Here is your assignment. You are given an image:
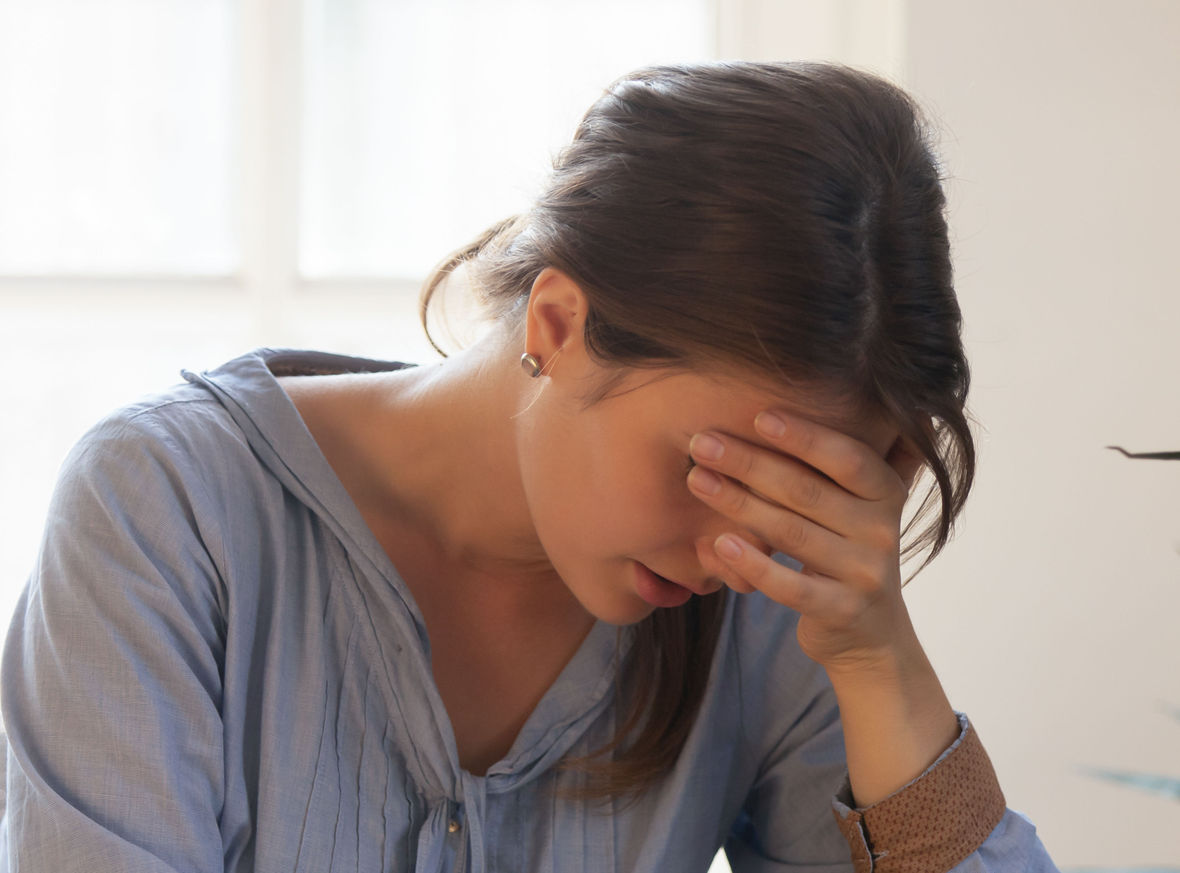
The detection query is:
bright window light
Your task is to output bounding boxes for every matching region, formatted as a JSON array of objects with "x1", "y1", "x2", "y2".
[
  {"x1": 0, "y1": 0, "x2": 236, "y2": 275},
  {"x1": 299, "y1": 0, "x2": 714, "y2": 280}
]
